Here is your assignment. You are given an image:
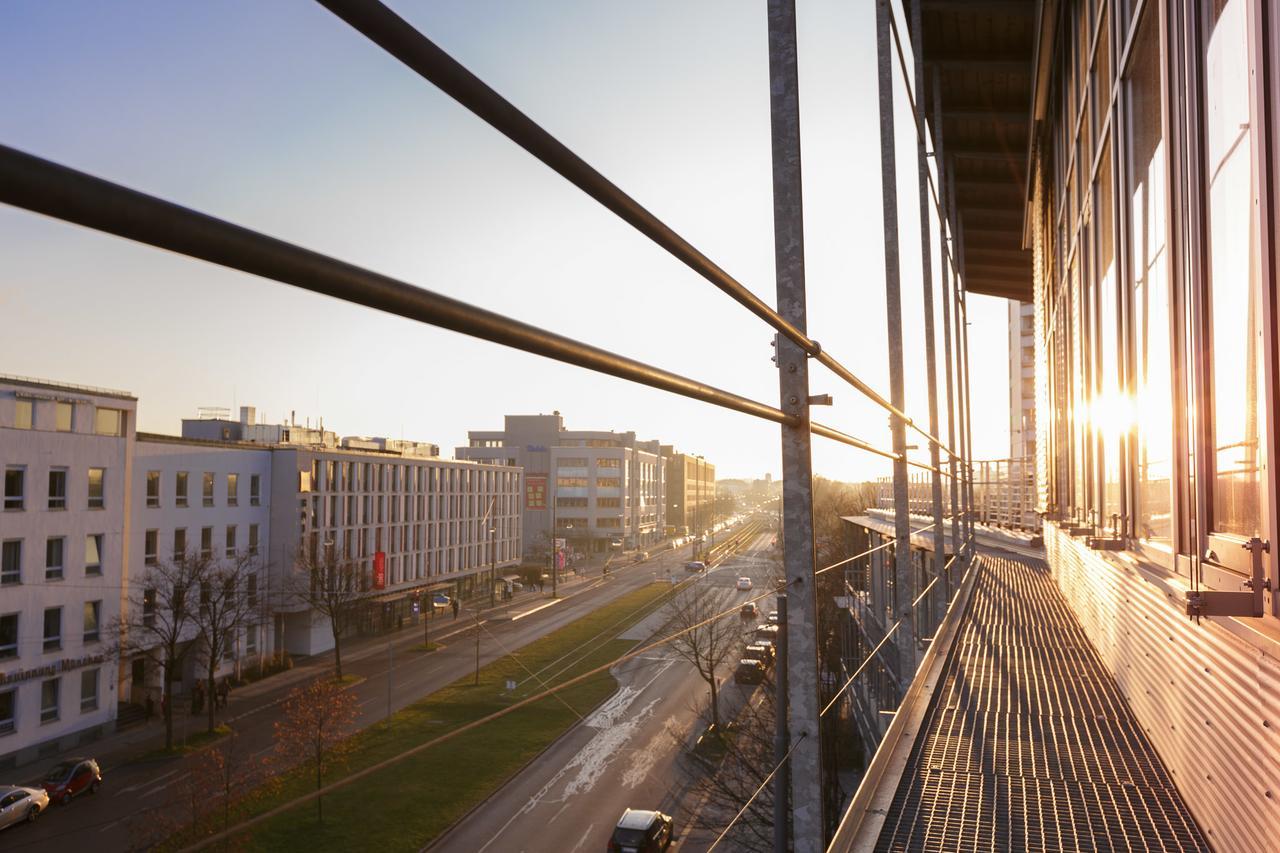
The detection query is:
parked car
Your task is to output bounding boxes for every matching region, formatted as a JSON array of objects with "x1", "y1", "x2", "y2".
[
  {"x1": 432, "y1": 593, "x2": 451, "y2": 608},
  {"x1": 608, "y1": 807, "x2": 674, "y2": 852},
  {"x1": 0, "y1": 785, "x2": 48, "y2": 830},
  {"x1": 743, "y1": 643, "x2": 775, "y2": 667},
  {"x1": 611, "y1": 538, "x2": 624, "y2": 549},
  {"x1": 734, "y1": 659, "x2": 767, "y2": 685},
  {"x1": 755, "y1": 623, "x2": 780, "y2": 642},
  {"x1": 736, "y1": 576, "x2": 753, "y2": 591},
  {"x1": 740, "y1": 602, "x2": 760, "y2": 619},
  {"x1": 684, "y1": 561, "x2": 706, "y2": 573},
  {"x1": 41, "y1": 758, "x2": 101, "y2": 805},
  {"x1": 767, "y1": 611, "x2": 780, "y2": 624}
]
